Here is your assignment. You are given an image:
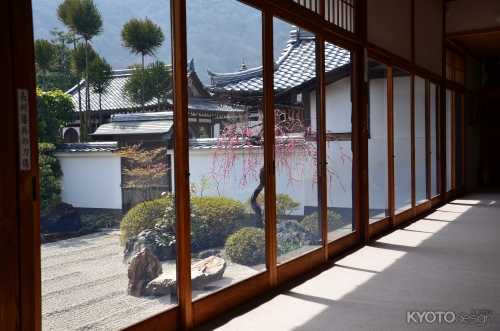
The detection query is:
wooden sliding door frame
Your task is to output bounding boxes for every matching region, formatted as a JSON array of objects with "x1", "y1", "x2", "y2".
[{"x1": 8, "y1": 0, "x2": 456, "y2": 330}]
